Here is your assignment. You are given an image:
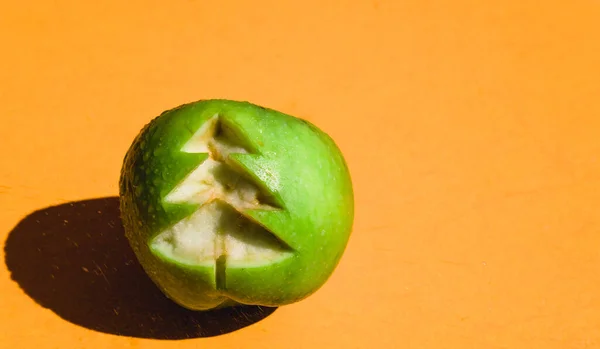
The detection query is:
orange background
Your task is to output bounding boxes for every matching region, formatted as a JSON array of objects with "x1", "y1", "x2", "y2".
[{"x1": 2, "y1": 1, "x2": 600, "y2": 348}]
